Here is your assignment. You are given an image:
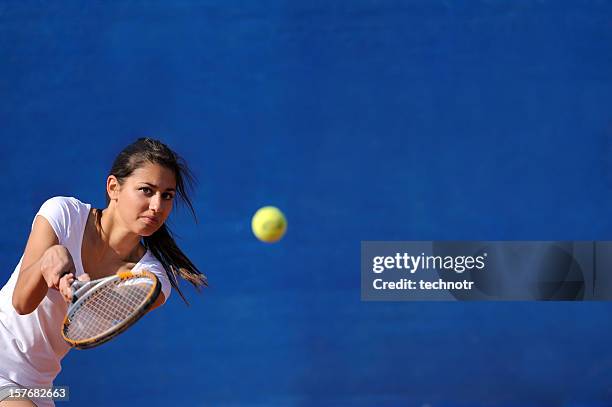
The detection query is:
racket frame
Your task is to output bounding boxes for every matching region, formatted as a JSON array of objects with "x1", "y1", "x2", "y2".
[{"x1": 61, "y1": 270, "x2": 161, "y2": 349}]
